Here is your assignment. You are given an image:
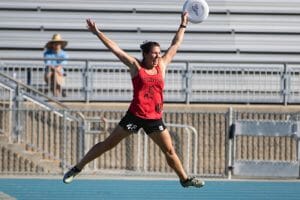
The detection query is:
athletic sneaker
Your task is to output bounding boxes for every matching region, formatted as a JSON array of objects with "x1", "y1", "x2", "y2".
[
  {"x1": 63, "y1": 166, "x2": 81, "y2": 184},
  {"x1": 180, "y1": 176, "x2": 205, "y2": 188}
]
